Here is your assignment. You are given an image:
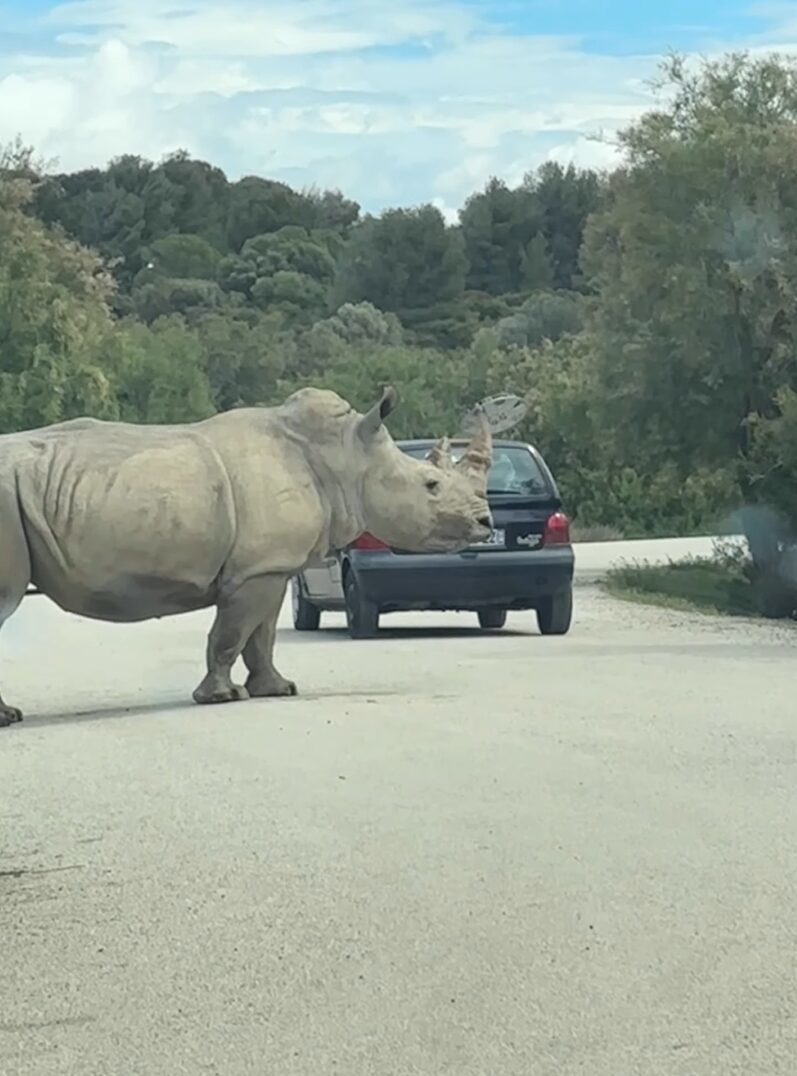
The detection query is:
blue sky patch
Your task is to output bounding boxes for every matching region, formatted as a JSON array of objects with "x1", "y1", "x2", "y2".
[{"x1": 0, "y1": 0, "x2": 793, "y2": 214}]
